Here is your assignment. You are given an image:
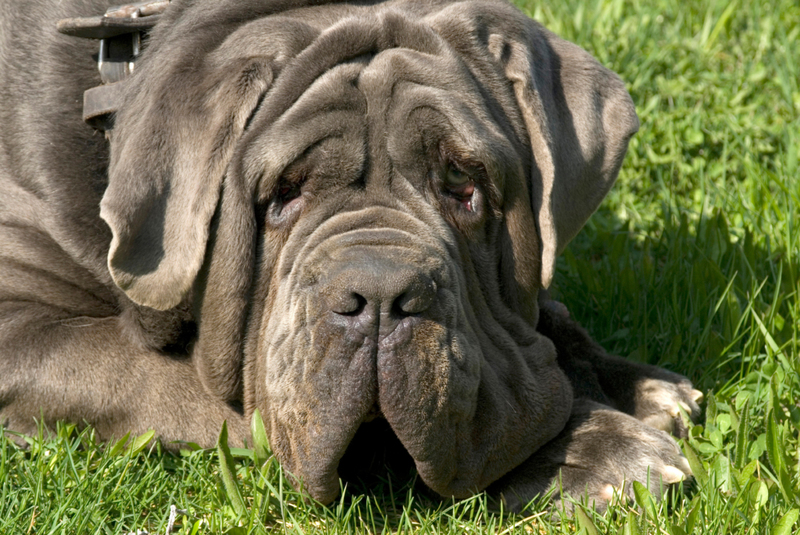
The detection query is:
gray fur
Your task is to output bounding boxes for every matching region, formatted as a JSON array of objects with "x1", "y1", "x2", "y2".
[{"x1": 1, "y1": 0, "x2": 694, "y2": 509}]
